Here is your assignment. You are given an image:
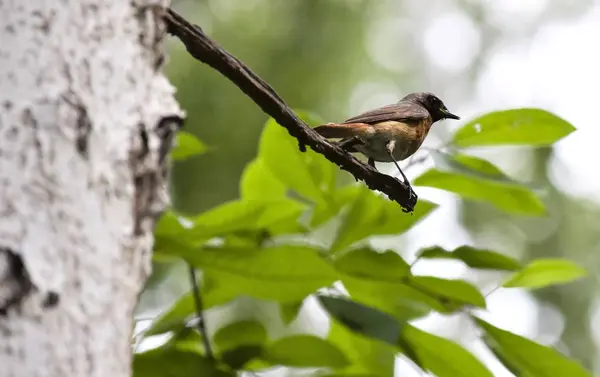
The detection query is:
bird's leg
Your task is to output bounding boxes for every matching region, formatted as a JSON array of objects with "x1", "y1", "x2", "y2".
[
  {"x1": 385, "y1": 140, "x2": 410, "y2": 185},
  {"x1": 368, "y1": 158, "x2": 376, "y2": 168},
  {"x1": 386, "y1": 140, "x2": 417, "y2": 202},
  {"x1": 335, "y1": 136, "x2": 362, "y2": 152}
]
